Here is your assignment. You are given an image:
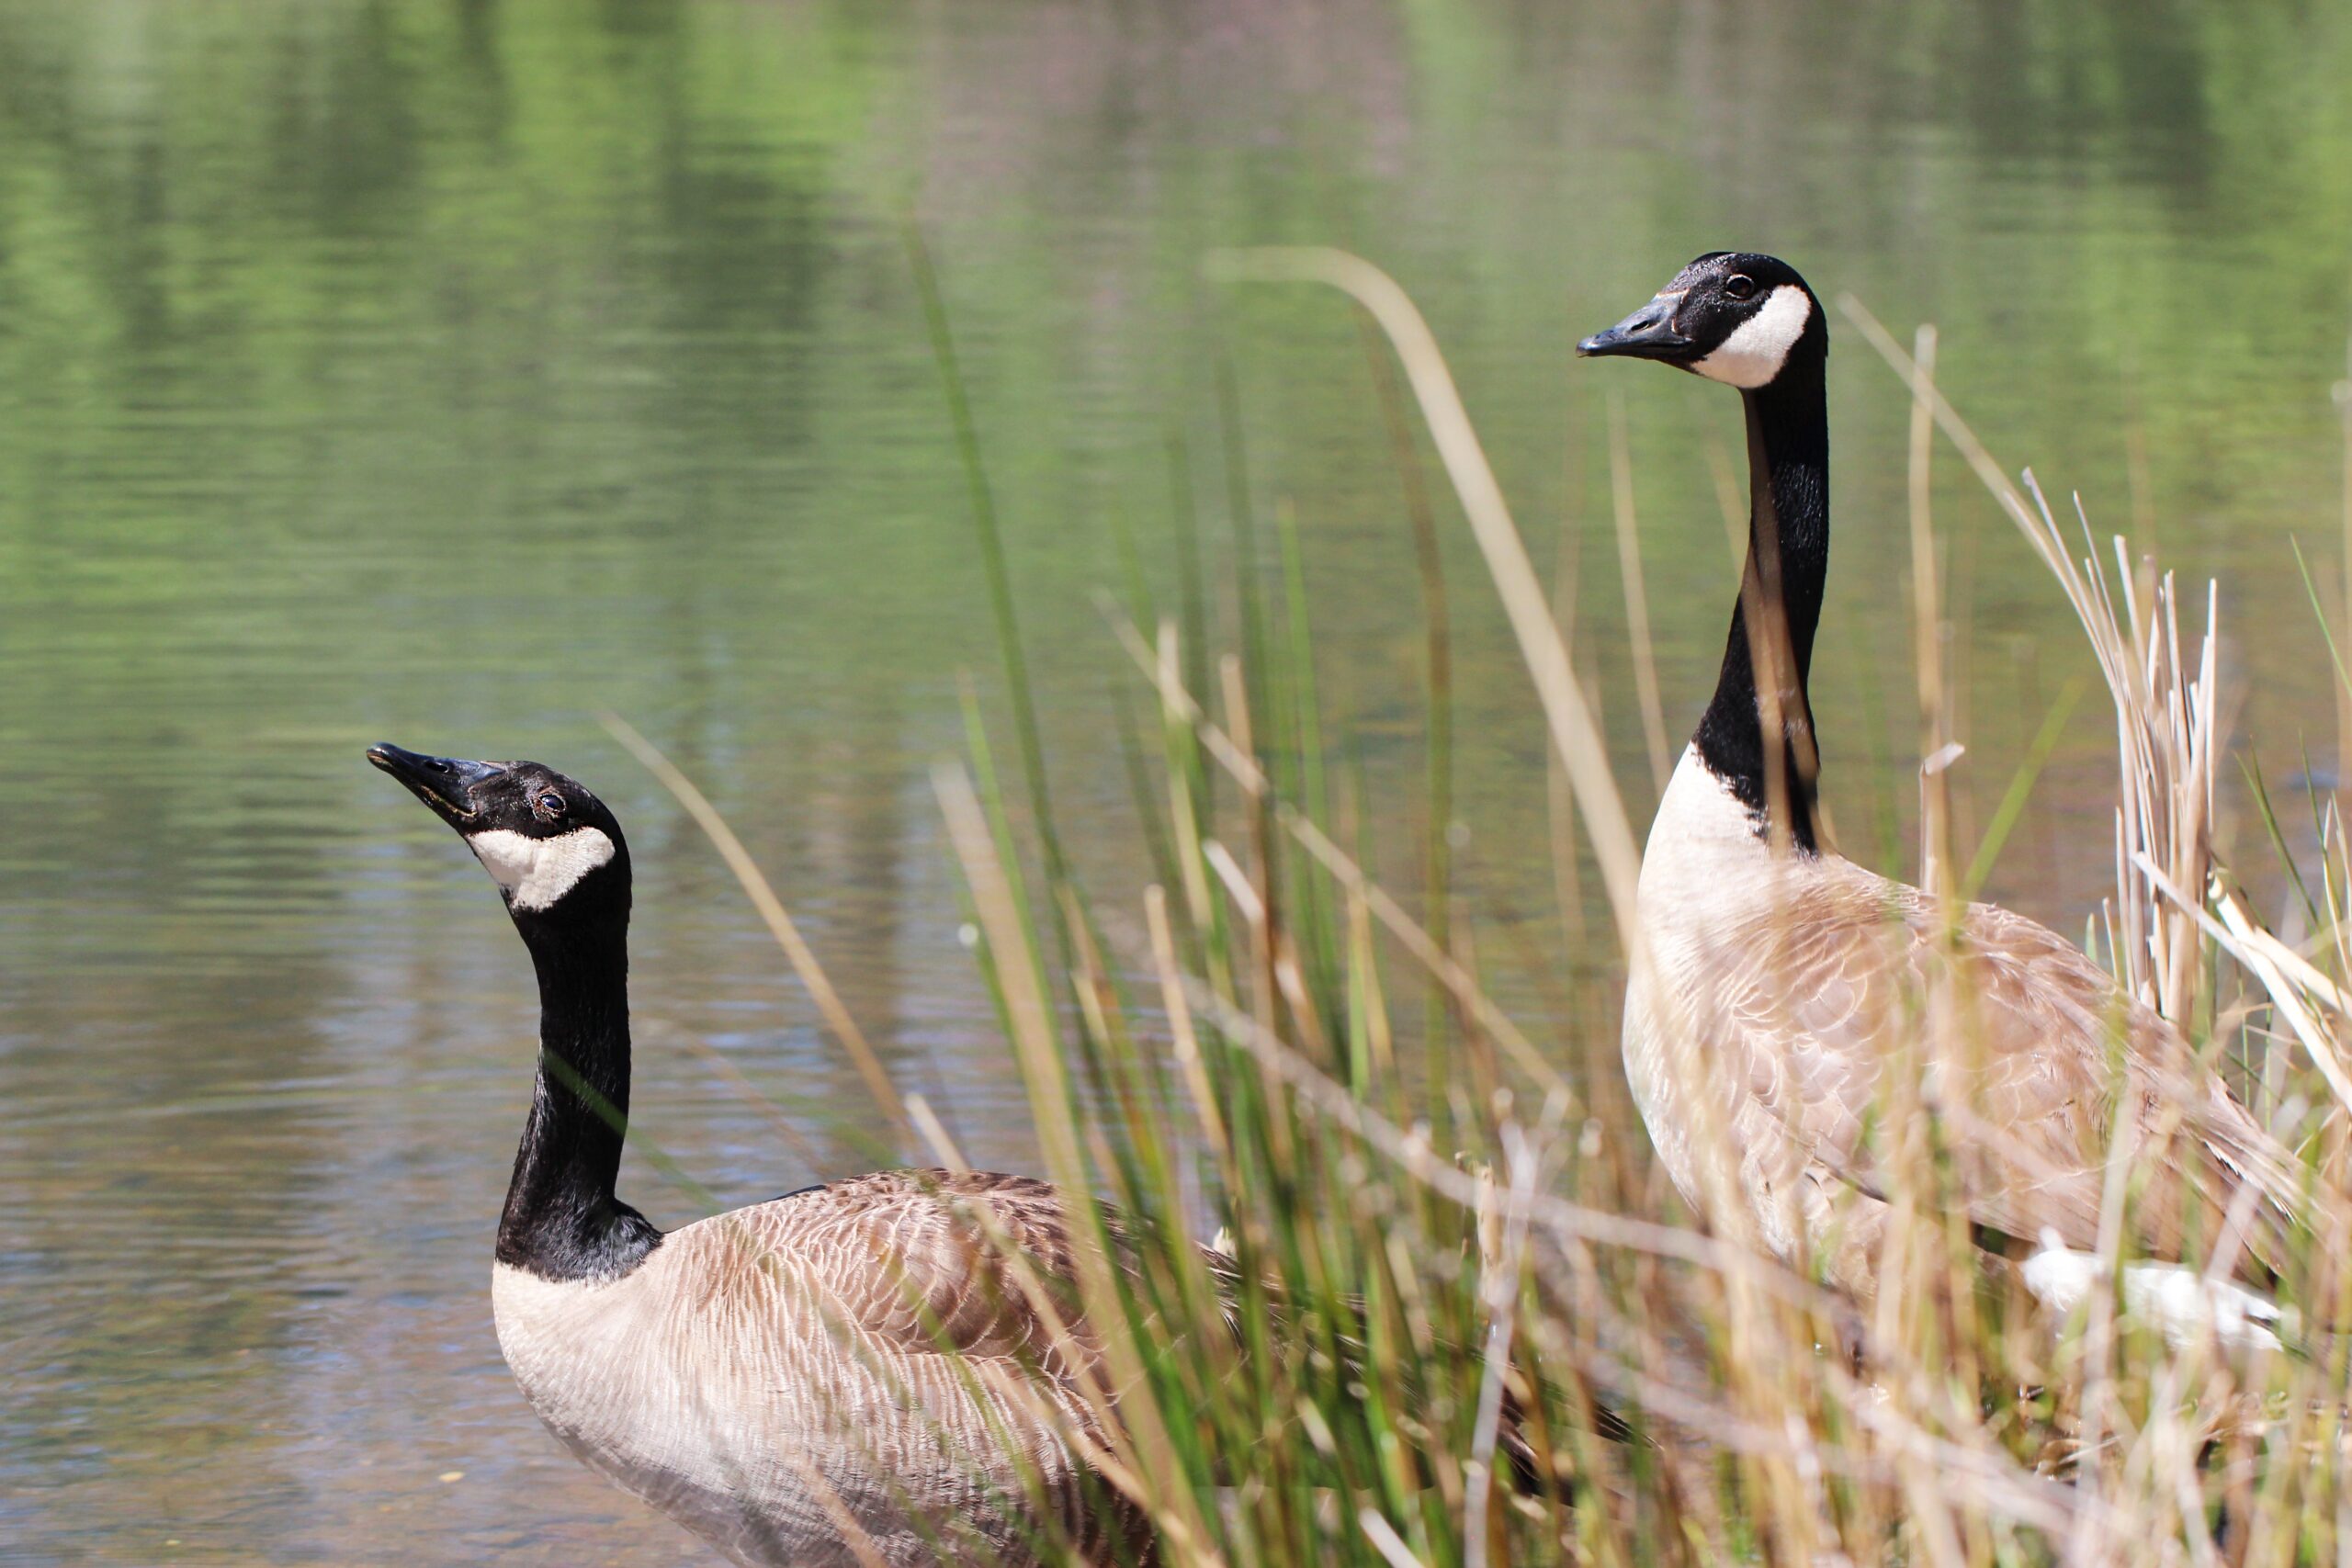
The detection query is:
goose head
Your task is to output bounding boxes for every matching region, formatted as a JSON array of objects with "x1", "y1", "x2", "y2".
[
  {"x1": 368, "y1": 742, "x2": 631, "y2": 924},
  {"x1": 1577, "y1": 252, "x2": 1824, "y2": 389}
]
